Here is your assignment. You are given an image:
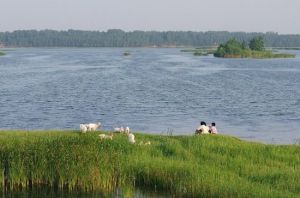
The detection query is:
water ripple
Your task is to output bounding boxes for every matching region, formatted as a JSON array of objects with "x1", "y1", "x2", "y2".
[{"x1": 0, "y1": 48, "x2": 300, "y2": 144}]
